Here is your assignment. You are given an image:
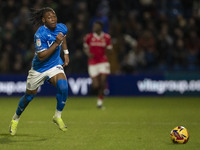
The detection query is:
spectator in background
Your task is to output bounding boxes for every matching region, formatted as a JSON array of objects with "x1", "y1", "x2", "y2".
[
  {"x1": 0, "y1": 51, "x2": 11, "y2": 72},
  {"x1": 1, "y1": 0, "x2": 200, "y2": 74},
  {"x1": 185, "y1": 30, "x2": 200, "y2": 71},
  {"x1": 157, "y1": 23, "x2": 173, "y2": 71},
  {"x1": 56, "y1": 0, "x2": 74, "y2": 23},
  {"x1": 13, "y1": 53, "x2": 24, "y2": 73},
  {"x1": 121, "y1": 34, "x2": 145, "y2": 73},
  {"x1": 2, "y1": 0, "x2": 19, "y2": 21},
  {"x1": 137, "y1": 30, "x2": 157, "y2": 71},
  {"x1": 170, "y1": 39, "x2": 186, "y2": 71},
  {"x1": 69, "y1": 49, "x2": 87, "y2": 74}
]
